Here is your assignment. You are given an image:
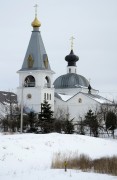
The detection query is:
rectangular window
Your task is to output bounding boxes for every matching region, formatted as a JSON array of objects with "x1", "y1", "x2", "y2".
[
  {"x1": 44, "y1": 93, "x2": 46, "y2": 100},
  {"x1": 69, "y1": 68, "x2": 71, "y2": 73}
]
